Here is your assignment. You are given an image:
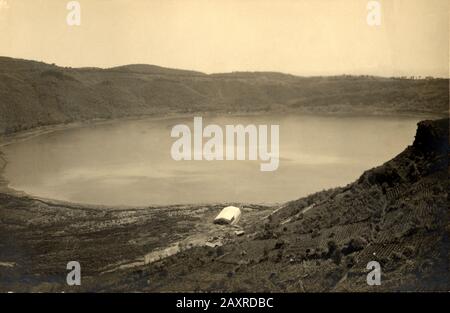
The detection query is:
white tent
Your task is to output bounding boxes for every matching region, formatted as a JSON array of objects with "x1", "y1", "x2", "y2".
[{"x1": 214, "y1": 206, "x2": 242, "y2": 225}]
